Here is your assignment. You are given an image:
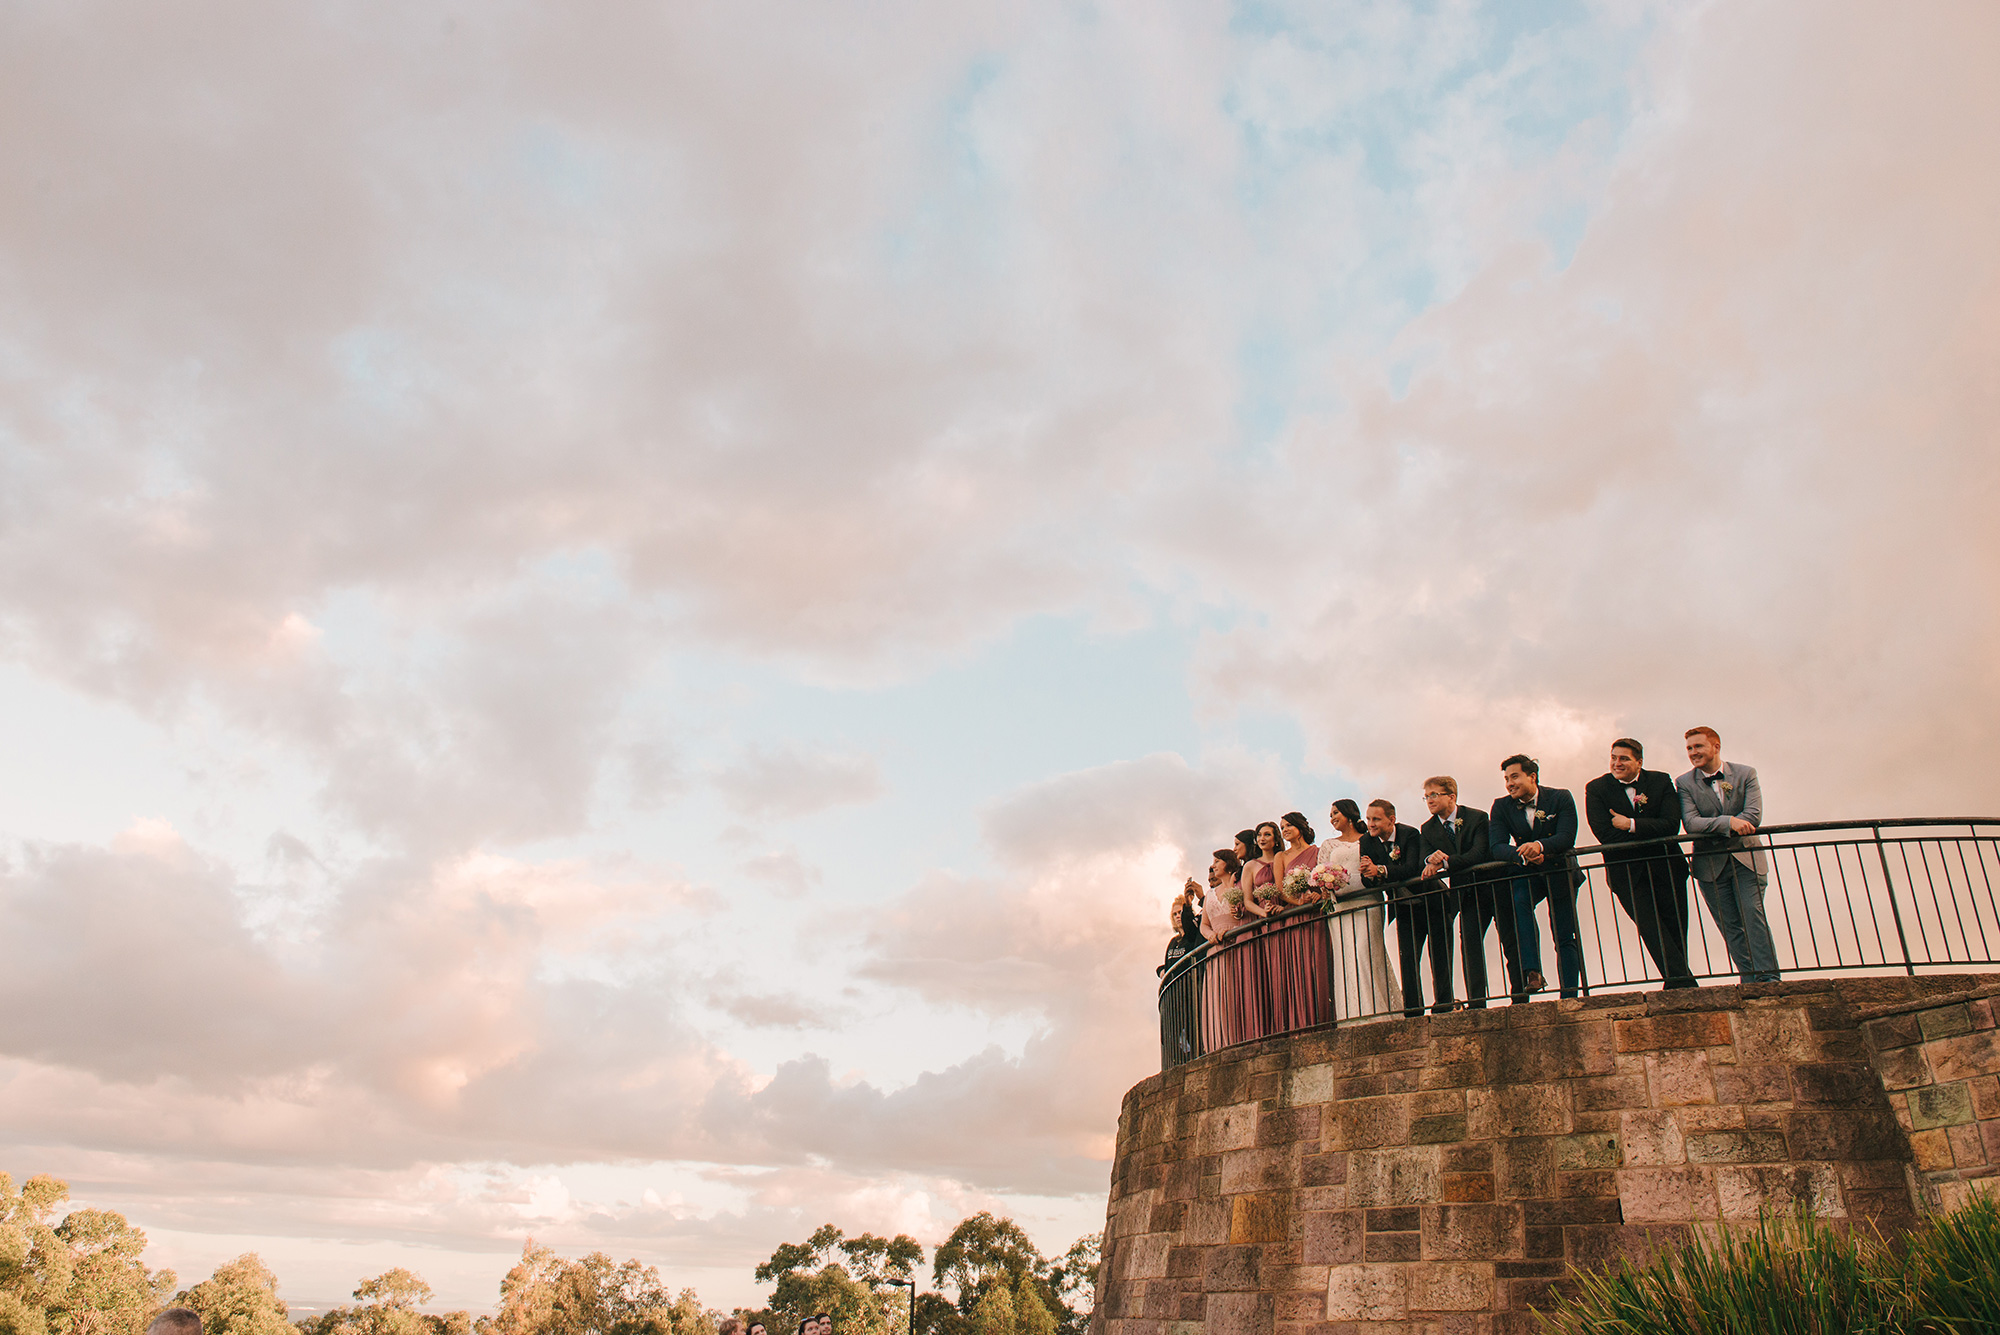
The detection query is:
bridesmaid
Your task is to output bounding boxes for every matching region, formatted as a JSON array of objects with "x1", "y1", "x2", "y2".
[
  {"x1": 1241, "y1": 821, "x2": 1285, "y2": 921},
  {"x1": 1269, "y1": 811, "x2": 1331, "y2": 1032},
  {"x1": 1198, "y1": 849, "x2": 1254, "y2": 1050},
  {"x1": 1233, "y1": 829, "x2": 1259, "y2": 867}
]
